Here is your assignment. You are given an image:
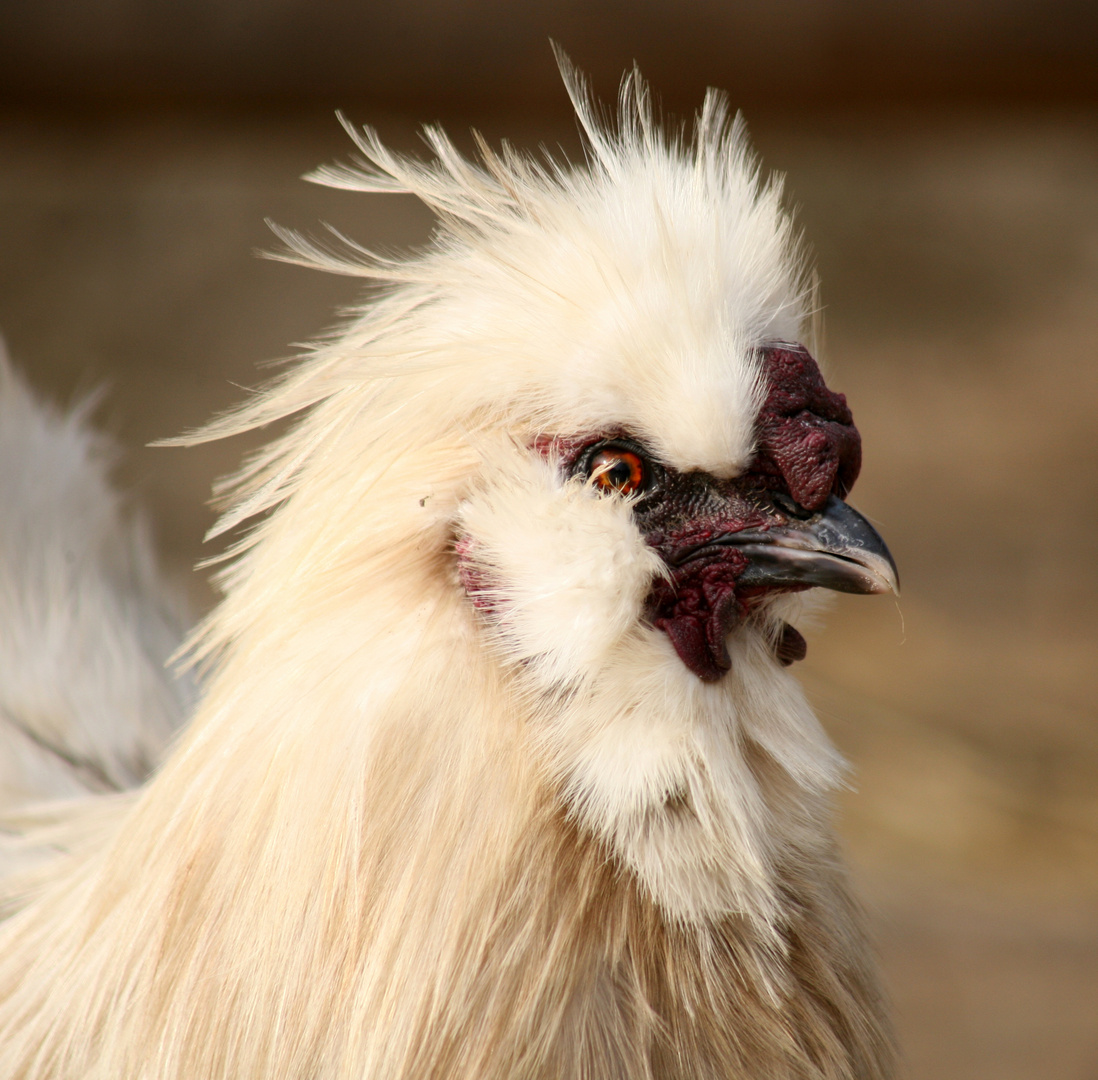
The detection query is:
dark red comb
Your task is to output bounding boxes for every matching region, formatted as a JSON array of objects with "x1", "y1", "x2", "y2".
[{"x1": 751, "y1": 343, "x2": 862, "y2": 512}]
